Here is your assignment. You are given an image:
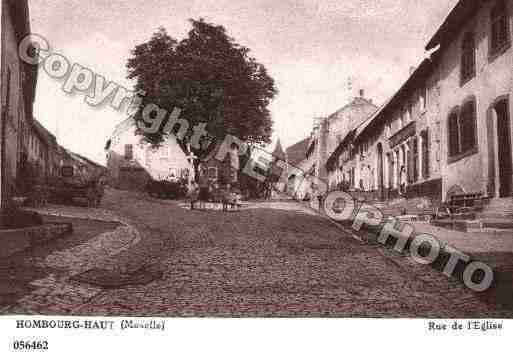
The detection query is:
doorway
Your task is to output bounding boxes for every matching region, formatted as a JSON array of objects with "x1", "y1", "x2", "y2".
[
  {"x1": 495, "y1": 99, "x2": 512, "y2": 197},
  {"x1": 377, "y1": 143, "x2": 384, "y2": 200}
]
